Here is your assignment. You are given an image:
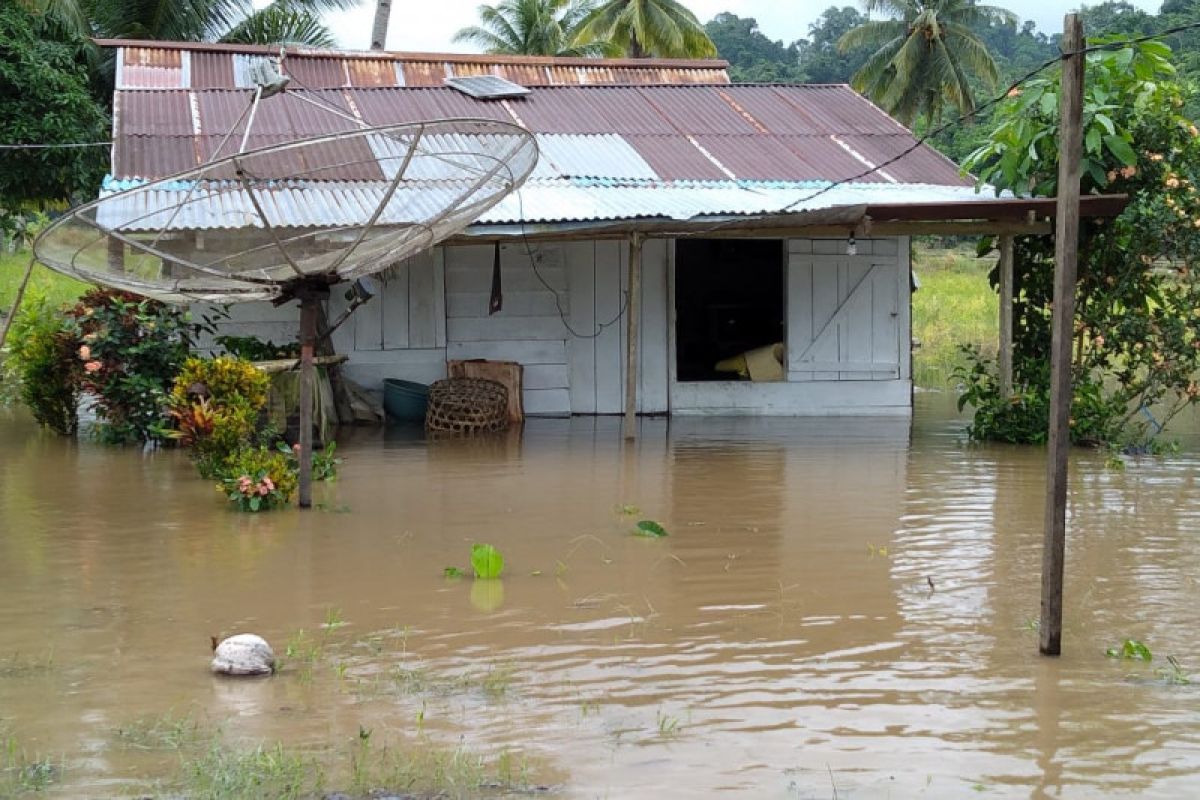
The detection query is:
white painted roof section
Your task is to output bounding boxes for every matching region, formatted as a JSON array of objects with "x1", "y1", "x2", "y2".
[
  {"x1": 533, "y1": 135, "x2": 659, "y2": 181},
  {"x1": 96, "y1": 179, "x2": 997, "y2": 231}
]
